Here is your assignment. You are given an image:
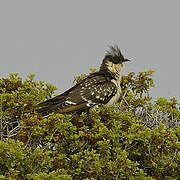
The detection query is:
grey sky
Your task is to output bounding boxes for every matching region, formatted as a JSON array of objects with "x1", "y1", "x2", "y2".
[{"x1": 0, "y1": 1, "x2": 180, "y2": 100}]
